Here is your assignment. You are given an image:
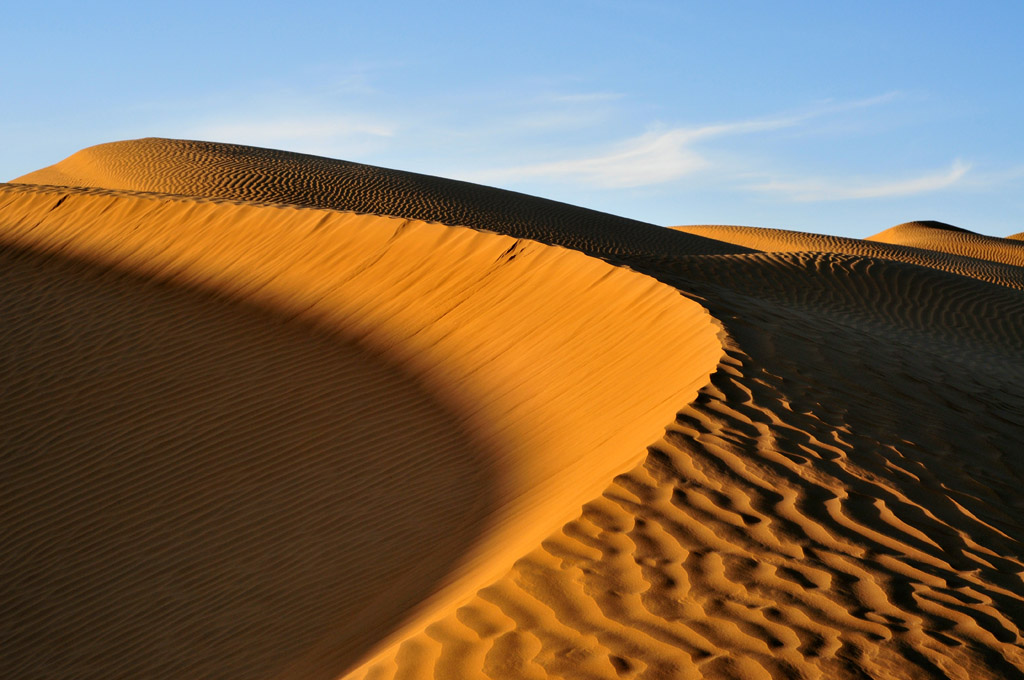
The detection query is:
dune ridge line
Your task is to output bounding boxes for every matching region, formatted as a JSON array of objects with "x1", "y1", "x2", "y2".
[{"x1": 0, "y1": 180, "x2": 723, "y2": 679}]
